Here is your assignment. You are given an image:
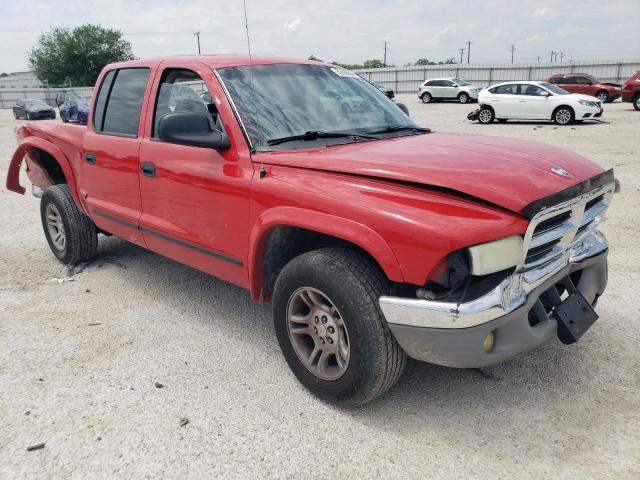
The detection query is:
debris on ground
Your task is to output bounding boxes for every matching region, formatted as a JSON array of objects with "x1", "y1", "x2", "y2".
[
  {"x1": 26, "y1": 443, "x2": 45, "y2": 452},
  {"x1": 67, "y1": 261, "x2": 91, "y2": 276},
  {"x1": 179, "y1": 418, "x2": 189, "y2": 427},
  {"x1": 87, "y1": 323, "x2": 102, "y2": 327},
  {"x1": 468, "y1": 368, "x2": 497, "y2": 380},
  {"x1": 49, "y1": 277, "x2": 74, "y2": 284},
  {"x1": 154, "y1": 382, "x2": 164, "y2": 389}
]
